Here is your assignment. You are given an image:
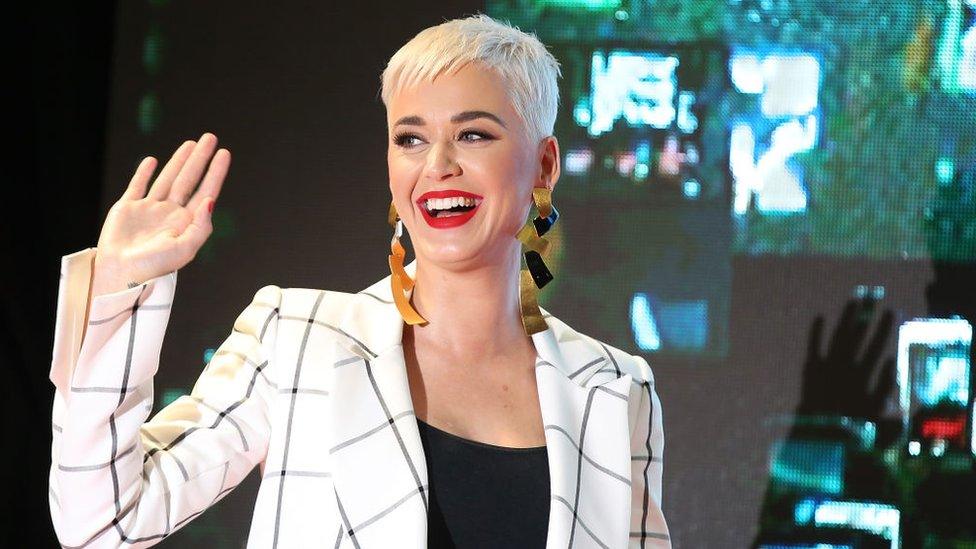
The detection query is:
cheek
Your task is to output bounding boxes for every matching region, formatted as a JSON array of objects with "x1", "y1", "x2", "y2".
[
  {"x1": 388, "y1": 157, "x2": 419, "y2": 202},
  {"x1": 481, "y1": 154, "x2": 534, "y2": 219},
  {"x1": 483, "y1": 182, "x2": 532, "y2": 239}
]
